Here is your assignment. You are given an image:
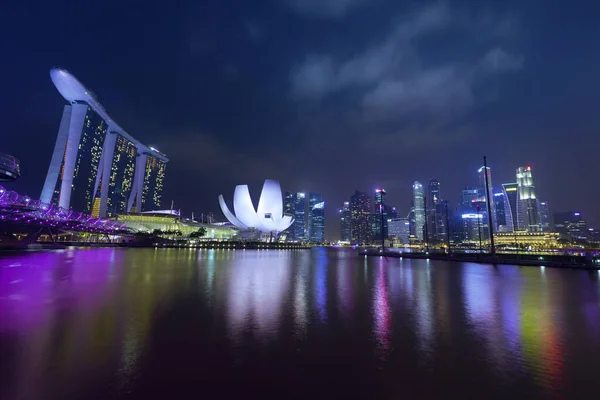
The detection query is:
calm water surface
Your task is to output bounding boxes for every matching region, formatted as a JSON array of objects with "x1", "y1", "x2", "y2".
[{"x1": 1, "y1": 248, "x2": 600, "y2": 399}]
